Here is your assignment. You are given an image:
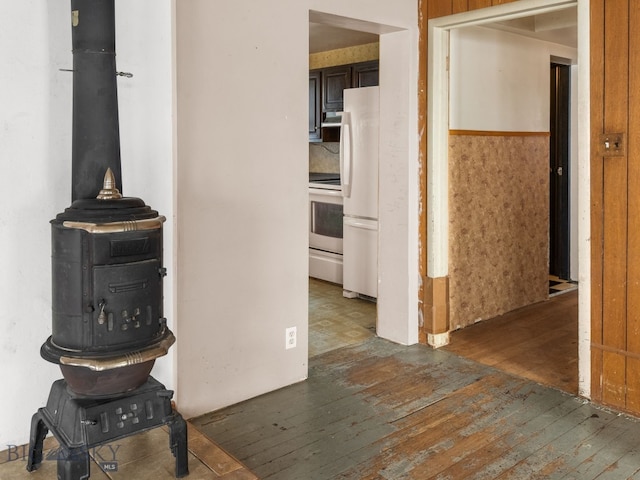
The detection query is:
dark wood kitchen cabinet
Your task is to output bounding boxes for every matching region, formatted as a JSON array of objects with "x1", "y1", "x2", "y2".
[
  {"x1": 309, "y1": 70, "x2": 321, "y2": 141},
  {"x1": 321, "y1": 61, "x2": 379, "y2": 112},
  {"x1": 309, "y1": 60, "x2": 379, "y2": 141},
  {"x1": 322, "y1": 65, "x2": 352, "y2": 112},
  {"x1": 353, "y1": 61, "x2": 379, "y2": 88}
]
